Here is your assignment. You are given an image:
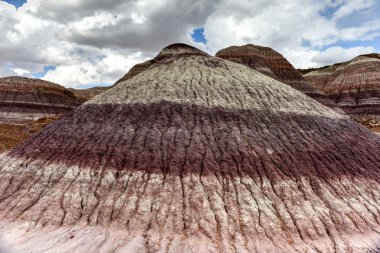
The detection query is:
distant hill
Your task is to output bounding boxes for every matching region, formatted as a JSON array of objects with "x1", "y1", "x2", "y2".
[
  {"x1": 302, "y1": 53, "x2": 380, "y2": 122},
  {"x1": 216, "y1": 44, "x2": 342, "y2": 113},
  {"x1": 0, "y1": 76, "x2": 80, "y2": 123}
]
